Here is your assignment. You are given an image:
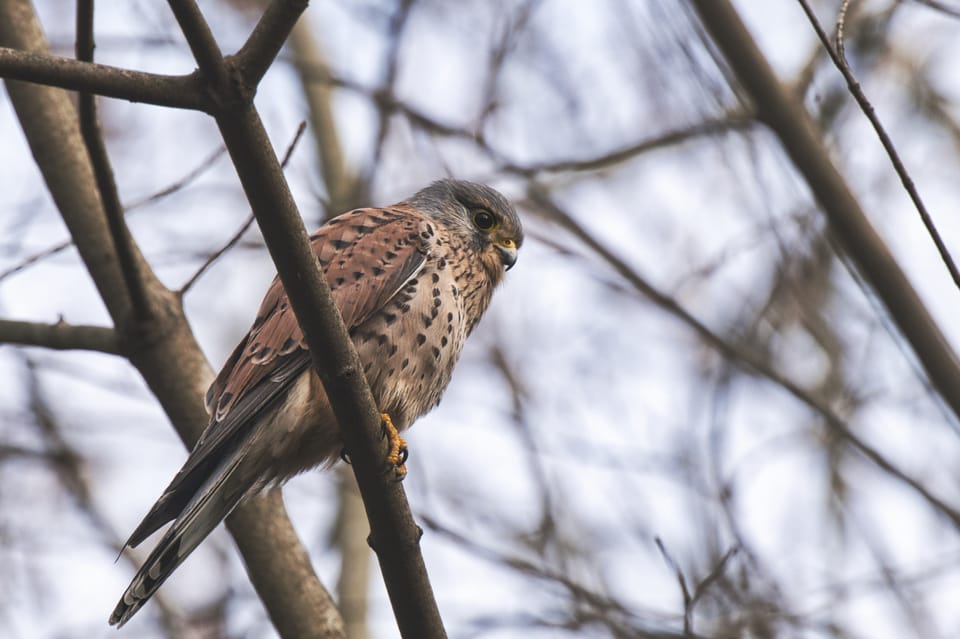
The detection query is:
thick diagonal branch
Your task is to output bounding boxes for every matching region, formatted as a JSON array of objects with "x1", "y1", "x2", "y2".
[
  {"x1": 691, "y1": 0, "x2": 960, "y2": 423},
  {"x1": 0, "y1": 1, "x2": 340, "y2": 636},
  {"x1": 167, "y1": 1, "x2": 447, "y2": 637}
]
